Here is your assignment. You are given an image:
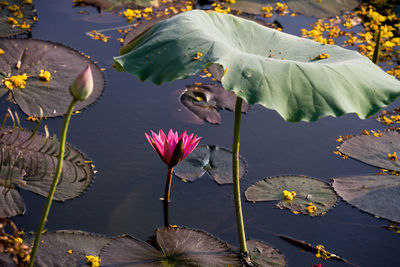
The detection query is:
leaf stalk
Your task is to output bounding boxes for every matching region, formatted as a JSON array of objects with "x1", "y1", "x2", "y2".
[{"x1": 233, "y1": 96, "x2": 247, "y2": 254}]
